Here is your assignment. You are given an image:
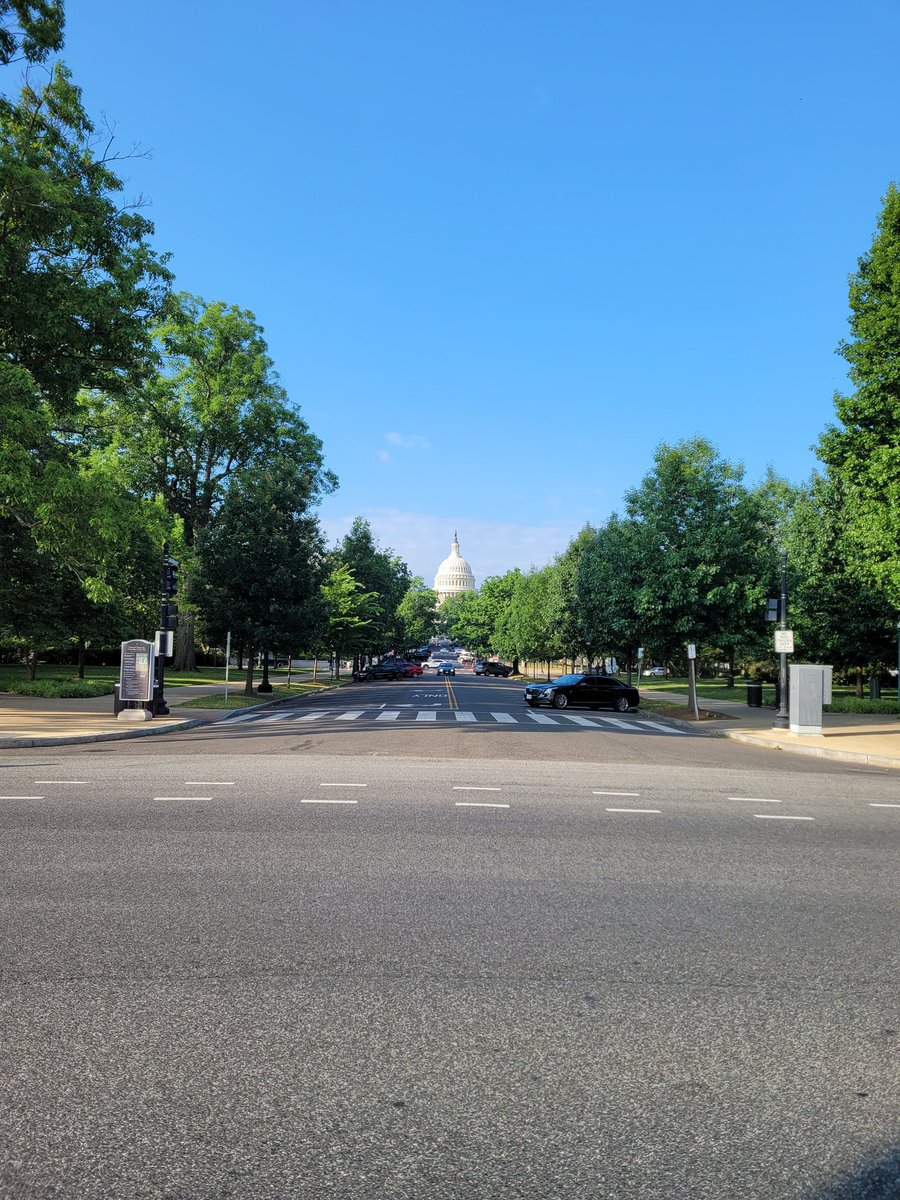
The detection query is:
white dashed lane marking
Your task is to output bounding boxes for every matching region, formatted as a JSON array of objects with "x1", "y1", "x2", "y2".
[
  {"x1": 454, "y1": 711, "x2": 477, "y2": 722},
  {"x1": 455, "y1": 802, "x2": 510, "y2": 809},
  {"x1": 491, "y1": 712, "x2": 517, "y2": 723},
  {"x1": 415, "y1": 711, "x2": 437, "y2": 721},
  {"x1": 453, "y1": 786, "x2": 502, "y2": 792},
  {"x1": 0, "y1": 795, "x2": 44, "y2": 800},
  {"x1": 301, "y1": 799, "x2": 358, "y2": 805},
  {"x1": 376, "y1": 710, "x2": 400, "y2": 721},
  {"x1": 754, "y1": 814, "x2": 815, "y2": 821},
  {"x1": 605, "y1": 808, "x2": 661, "y2": 814},
  {"x1": 728, "y1": 796, "x2": 781, "y2": 803},
  {"x1": 320, "y1": 782, "x2": 367, "y2": 788},
  {"x1": 594, "y1": 790, "x2": 640, "y2": 797},
  {"x1": 335, "y1": 711, "x2": 364, "y2": 721},
  {"x1": 527, "y1": 712, "x2": 558, "y2": 725},
  {"x1": 869, "y1": 803, "x2": 900, "y2": 808},
  {"x1": 184, "y1": 781, "x2": 235, "y2": 786},
  {"x1": 33, "y1": 780, "x2": 87, "y2": 785}
]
